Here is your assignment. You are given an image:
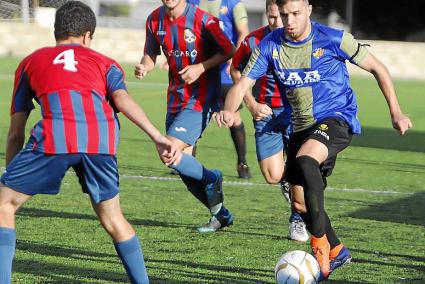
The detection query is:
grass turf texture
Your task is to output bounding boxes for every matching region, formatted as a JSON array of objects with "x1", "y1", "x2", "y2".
[{"x1": 0, "y1": 56, "x2": 424, "y2": 283}]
